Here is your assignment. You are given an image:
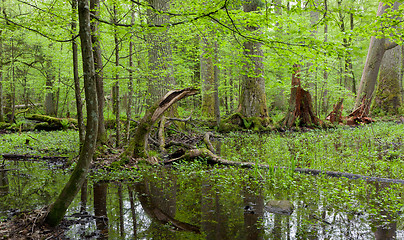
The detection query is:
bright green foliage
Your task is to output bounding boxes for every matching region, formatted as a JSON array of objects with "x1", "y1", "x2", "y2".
[
  {"x1": 0, "y1": 0, "x2": 401, "y2": 123},
  {"x1": 220, "y1": 122, "x2": 404, "y2": 179}
]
